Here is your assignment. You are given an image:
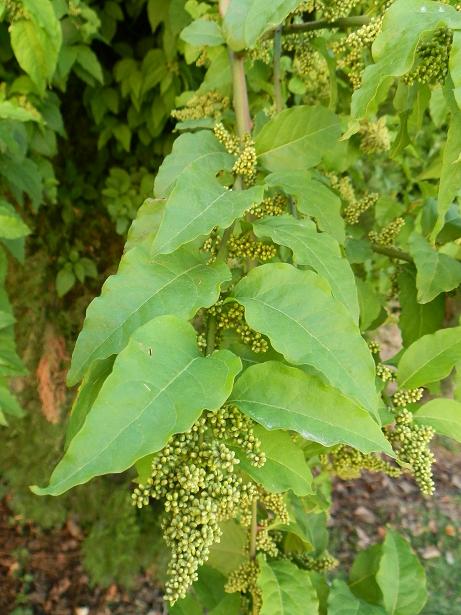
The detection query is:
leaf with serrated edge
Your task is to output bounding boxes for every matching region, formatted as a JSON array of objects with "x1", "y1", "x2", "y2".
[
  {"x1": 232, "y1": 264, "x2": 378, "y2": 417},
  {"x1": 257, "y1": 556, "x2": 319, "y2": 615},
  {"x1": 152, "y1": 171, "x2": 264, "y2": 256},
  {"x1": 414, "y1": 398, "x2": 461, "y2": 442},
  {"x1": 397, "y1": 326, "x2": 461, "y2": 388},
  {"x1": 32, "y1": 316, "x2": 241, "y2": 496},
  {"x1": 231, "y1": 362, "x2": 393, "y2": 455},
  {"x1": 253, "y1": 216, "x2": 358, "y2": 320},
  {"x1": 67, "y1": 245, "x2": 230, "y2": 386}
]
